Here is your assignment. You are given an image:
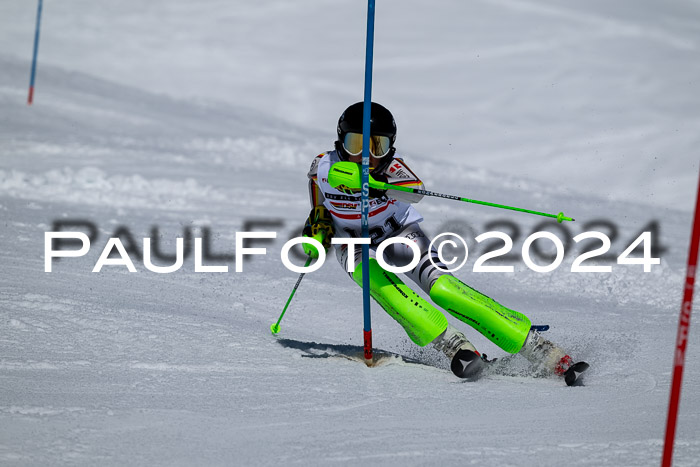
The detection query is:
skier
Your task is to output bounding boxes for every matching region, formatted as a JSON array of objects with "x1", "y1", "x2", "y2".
[{"x1": 302, "y1": 102, "x2": 588, "y2": 385}]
